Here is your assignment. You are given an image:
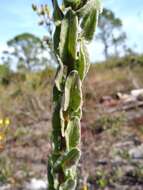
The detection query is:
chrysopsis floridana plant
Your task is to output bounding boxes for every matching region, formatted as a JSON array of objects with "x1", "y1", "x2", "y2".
[{"x1": 33, "y1": 0, "x2": 102, "y2": 189}]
